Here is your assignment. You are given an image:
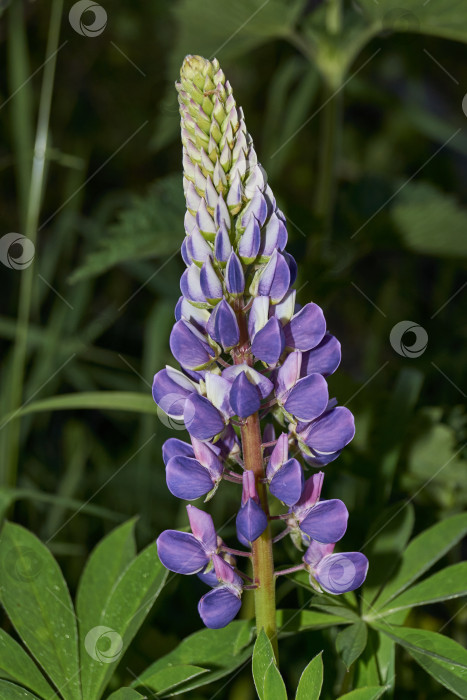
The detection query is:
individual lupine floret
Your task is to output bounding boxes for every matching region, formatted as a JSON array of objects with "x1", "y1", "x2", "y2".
[
  {"x1": 198, "y1": 554, "x2": 243, "y2": 628},
  {"x1": 266, "y1": 433, "x2": 304, "y2": 506},
  {"x1": 170, "y1": 319, "x2": 217, "y2": 370},
  {"x1": 157, "y1": 505, "x2": 219, "y2": 574},
  {"x1": 229, "y1": 371, "x2": 261, "y2": 418},
  {"x1": 303, "y1": 540, "x2": 369, "y2": 595},
  {"x1": 275, "y1": 351, "x2": 329, "y2": 422},
  {"x1": 152, "y1": 365, "x2": 200, "y2": 420},
  {"x1": 286, "y1": 473, "x2": 349, "y2": 545},
  {"x1": 206, "y1": 298, "x2": 239, "y2": 349},
  {"x1": 236, "y1": 471, "x2": 267, "y2": 545},
  {"x1": 295, "y1": 405, "x2": 355, "y2": 466},
  {"x1": 164, "y1": 435, "x2": 223, "y2": 500}
]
